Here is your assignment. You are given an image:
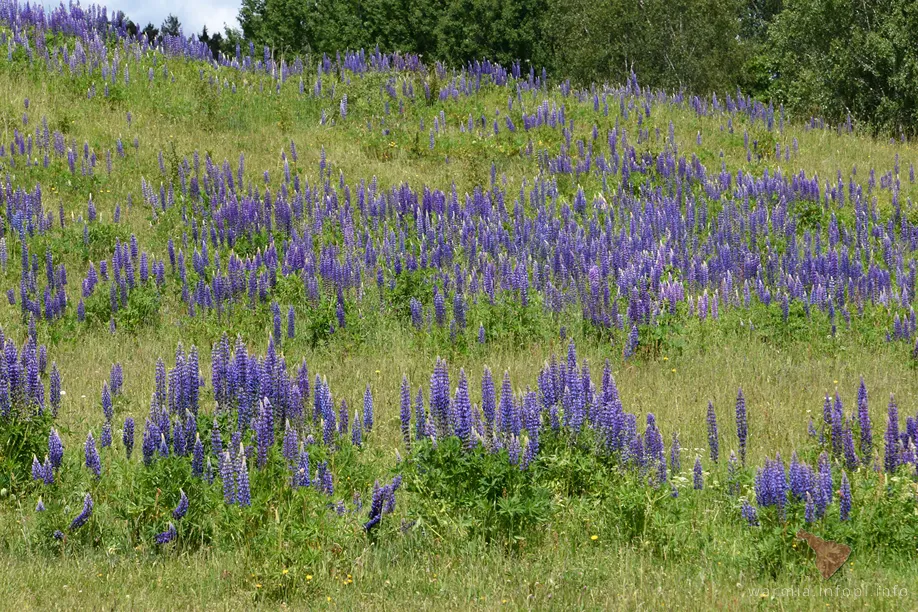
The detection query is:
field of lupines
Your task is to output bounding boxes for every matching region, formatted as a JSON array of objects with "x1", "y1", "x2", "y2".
[{"x1": 0, "y1": 2, "x2": 918, "y2": 609}]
